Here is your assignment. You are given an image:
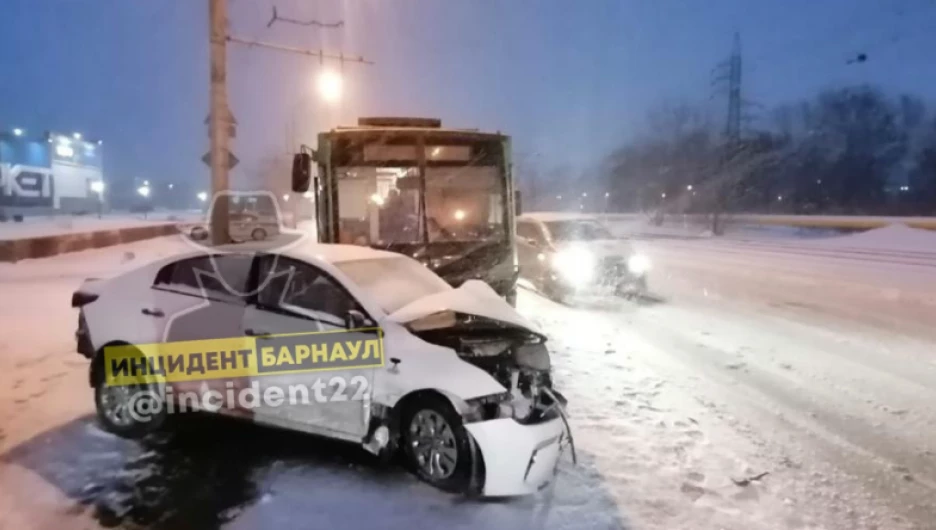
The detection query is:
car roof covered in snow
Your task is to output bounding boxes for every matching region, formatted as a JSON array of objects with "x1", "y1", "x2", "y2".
[
  {"x1": 518, "y1": 211, "x2": 603, "y2": 223},
  {"x1": 283, "y1": 242, "x2": 403, "y2": 264}
]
